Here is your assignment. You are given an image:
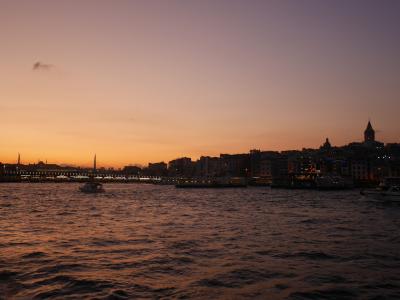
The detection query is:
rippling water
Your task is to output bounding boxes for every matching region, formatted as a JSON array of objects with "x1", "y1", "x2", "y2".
[{"x1": 0, "y1": 183, "x2": 399, "y2": 299}]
